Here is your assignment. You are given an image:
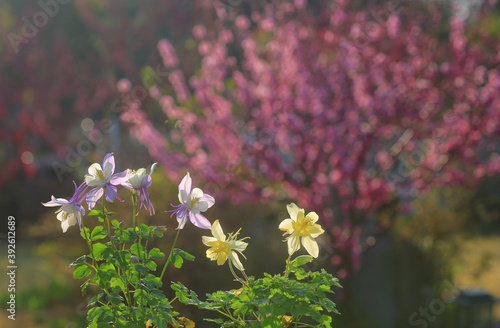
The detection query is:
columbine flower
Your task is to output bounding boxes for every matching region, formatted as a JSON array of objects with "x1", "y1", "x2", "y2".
[
  {"x1": 42, "y1": 182, "x2": 88, "y2": 233},
  {"x1": 84, "y1": 153, "x2": 131, "y2": 210},
  {"x1": 202, "y1": 220, "x2": 248, "y2": 271},
  {"x1": 169, "y1": 172, "x2": 214, "y2": 229},
  {"x1": 122, "y1": 163, "x2": 157, "y2": 215},
  {"x1": 279, "y1": 203, "x2": 325, "y2": 258}
]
